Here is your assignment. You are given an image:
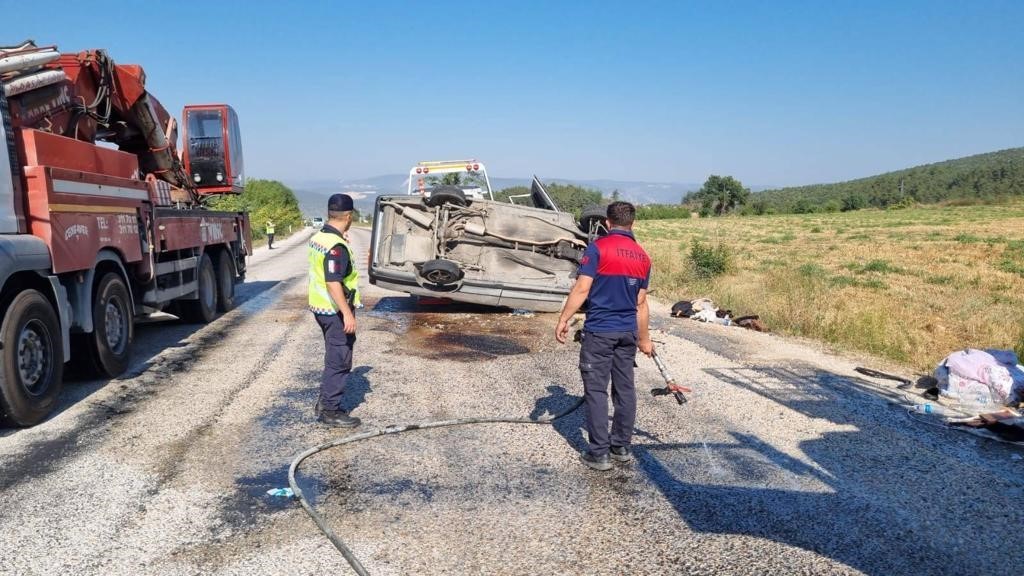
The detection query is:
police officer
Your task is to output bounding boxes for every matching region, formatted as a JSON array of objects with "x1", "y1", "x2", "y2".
[
  {"x1": 555, "y1": 201, "x2": 653, "y2": 471},
  {"x1": 266, "y1": 220, "x2": 275, "y2": 249},
  {"x1": 308, "y1": 194, "x2": 361, "y2": 427}
]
